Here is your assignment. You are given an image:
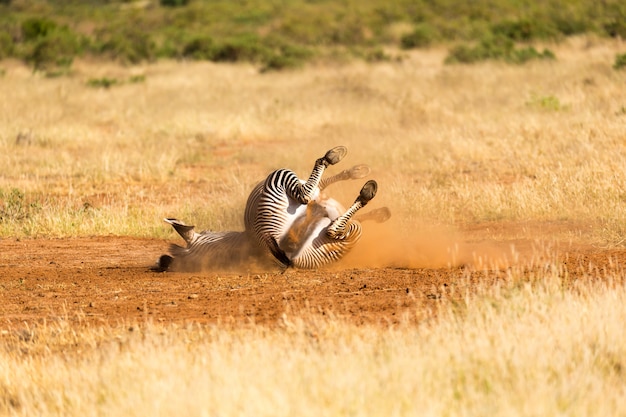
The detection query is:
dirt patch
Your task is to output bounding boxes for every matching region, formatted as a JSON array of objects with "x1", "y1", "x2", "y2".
[{"x1": 0, "y1": 236, "x2": 623, "y2": 329}]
